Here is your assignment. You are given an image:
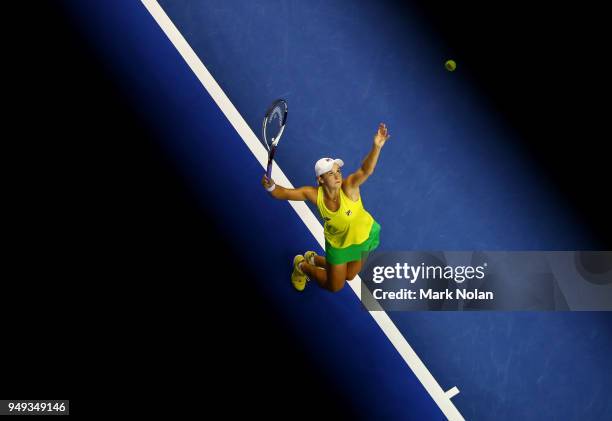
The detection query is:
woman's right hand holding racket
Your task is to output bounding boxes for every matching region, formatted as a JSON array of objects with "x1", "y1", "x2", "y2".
[{"x1": 262, "y1": 174, "x2": 276, "y2": 192}]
